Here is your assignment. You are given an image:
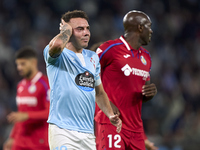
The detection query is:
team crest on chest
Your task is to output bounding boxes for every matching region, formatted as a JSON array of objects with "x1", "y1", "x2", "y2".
[
  {"x1": 28, "y1": 85, "x2": 37, "y2": 93},
  {"x1": 140, "y1": 56, "x2": 147, "y2": 65}
]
